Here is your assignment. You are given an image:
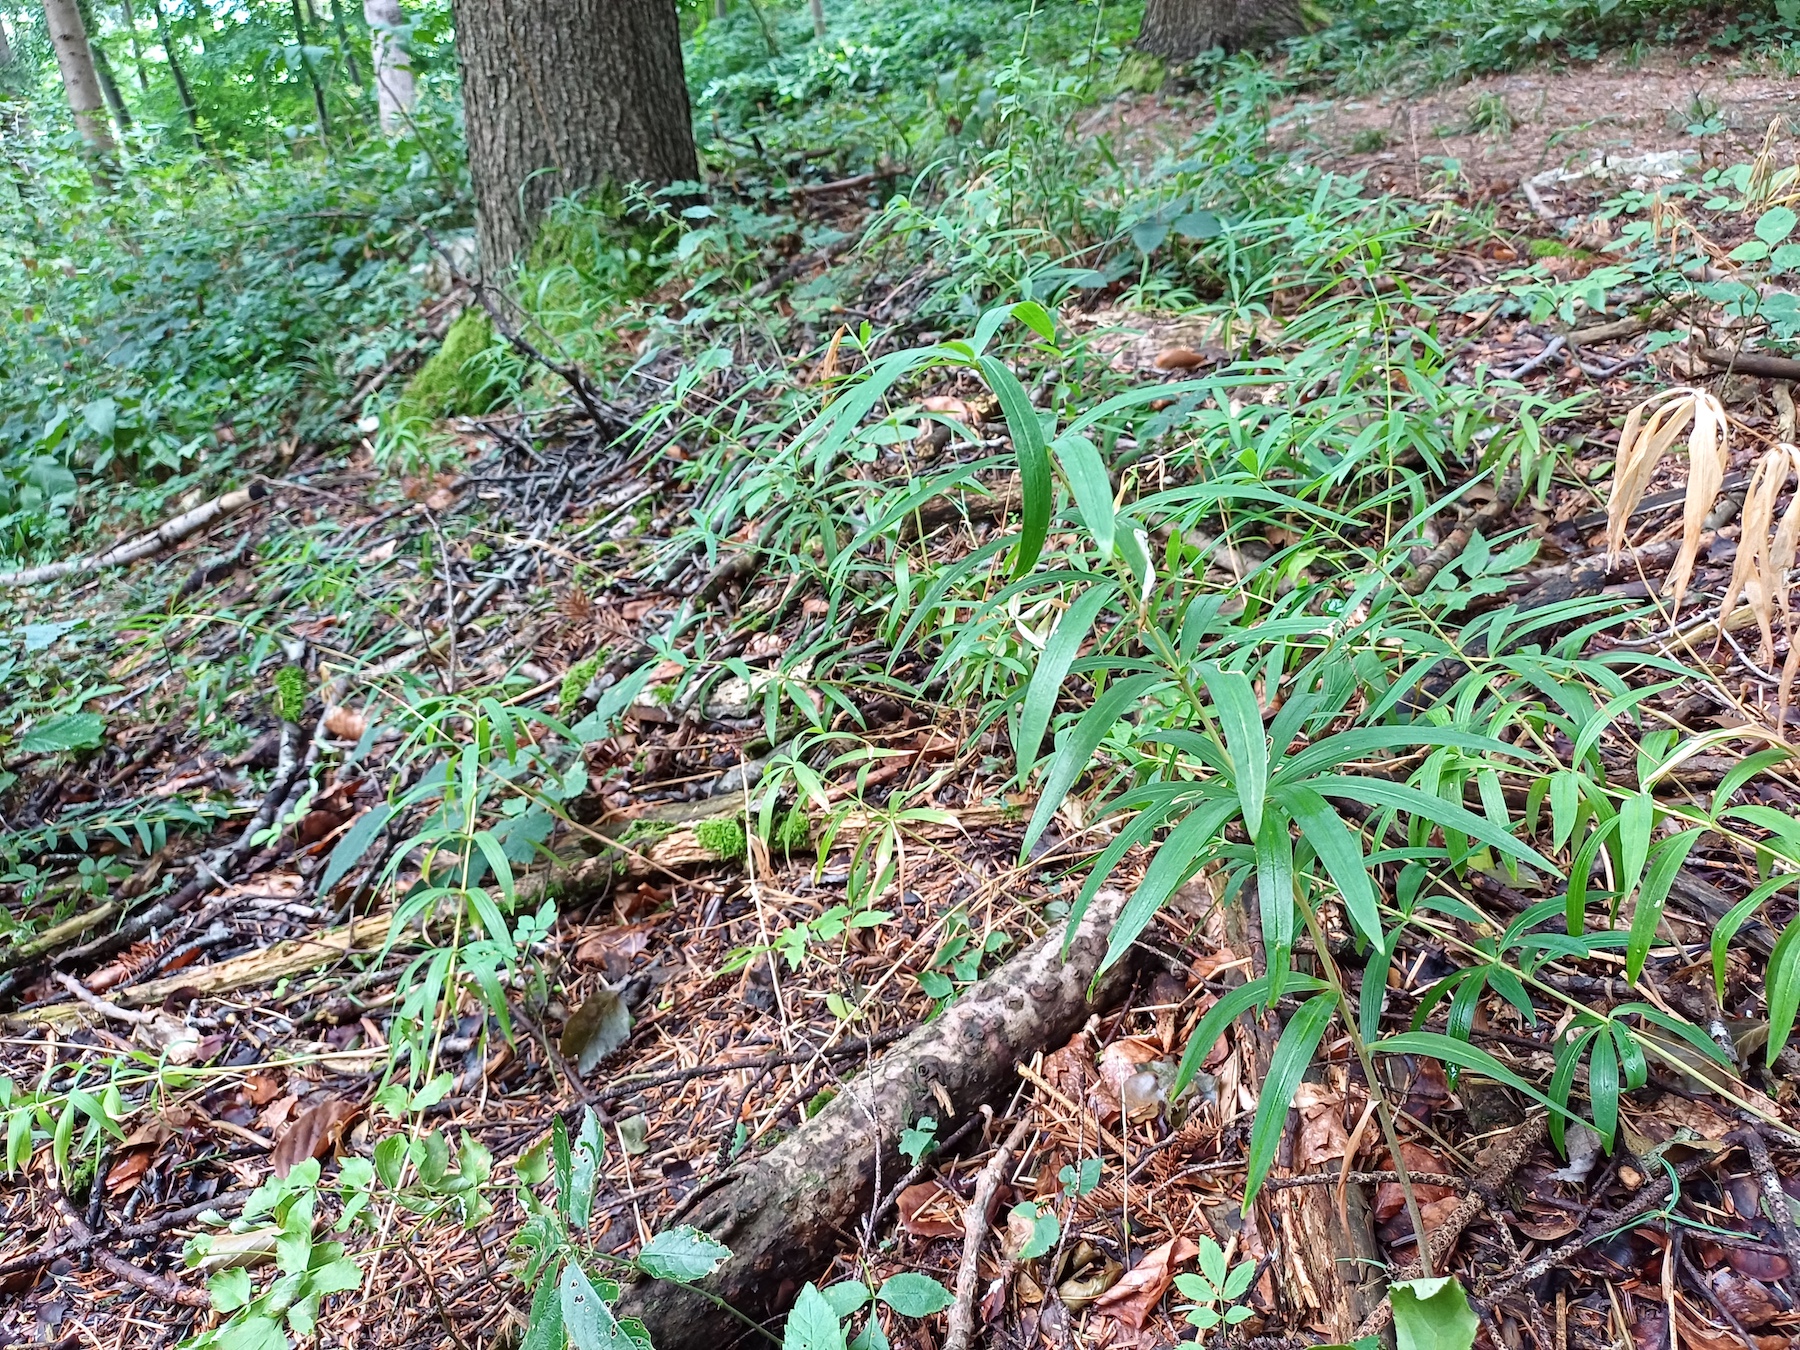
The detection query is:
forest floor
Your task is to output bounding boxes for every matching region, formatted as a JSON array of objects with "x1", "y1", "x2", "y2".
[{"x1": 7, "y1": 40, "x2": 1800, "y2": 1350}]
